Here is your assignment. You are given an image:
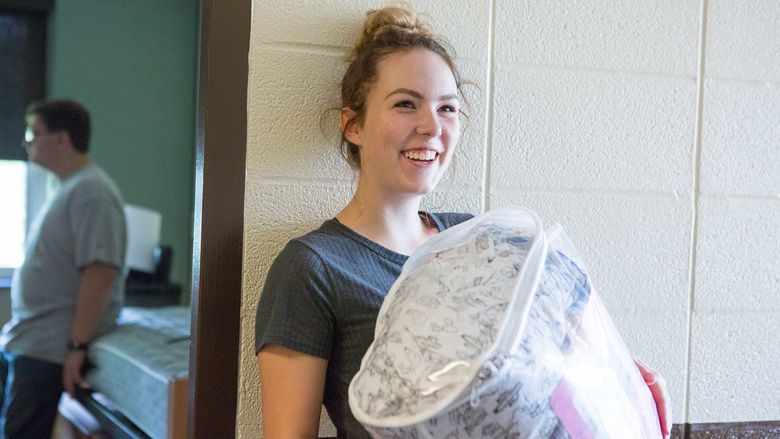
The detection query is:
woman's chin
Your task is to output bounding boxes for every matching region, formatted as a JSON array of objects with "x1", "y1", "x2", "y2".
[
  {"x1": 390, "y1": 173, "x2": 444, "y2": 198},
  {"x1": 407, "y1": 180, "x2": 440, "y2": 196}
]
